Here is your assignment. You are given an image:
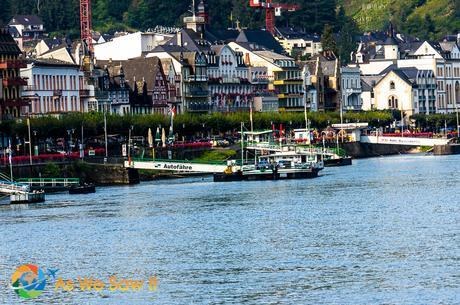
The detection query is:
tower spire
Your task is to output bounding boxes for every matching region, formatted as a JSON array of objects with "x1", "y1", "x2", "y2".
[{"x1": 197, "y1": 0, "x2": 209, "y2": 24}]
